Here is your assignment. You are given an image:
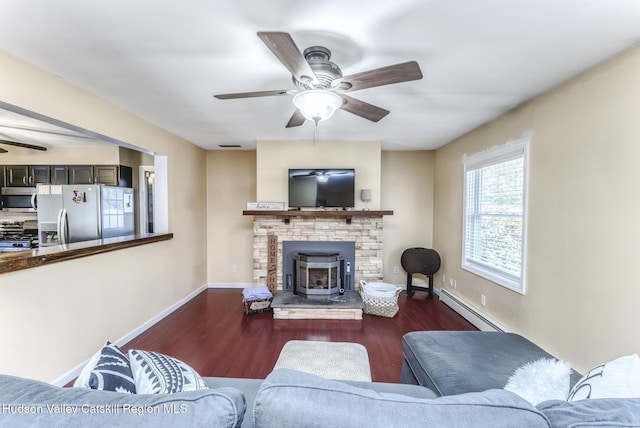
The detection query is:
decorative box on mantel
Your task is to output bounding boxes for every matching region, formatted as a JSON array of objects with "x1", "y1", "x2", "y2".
[{"x1": 246, "y1": 202, "x2": 285, "y2": 211}]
